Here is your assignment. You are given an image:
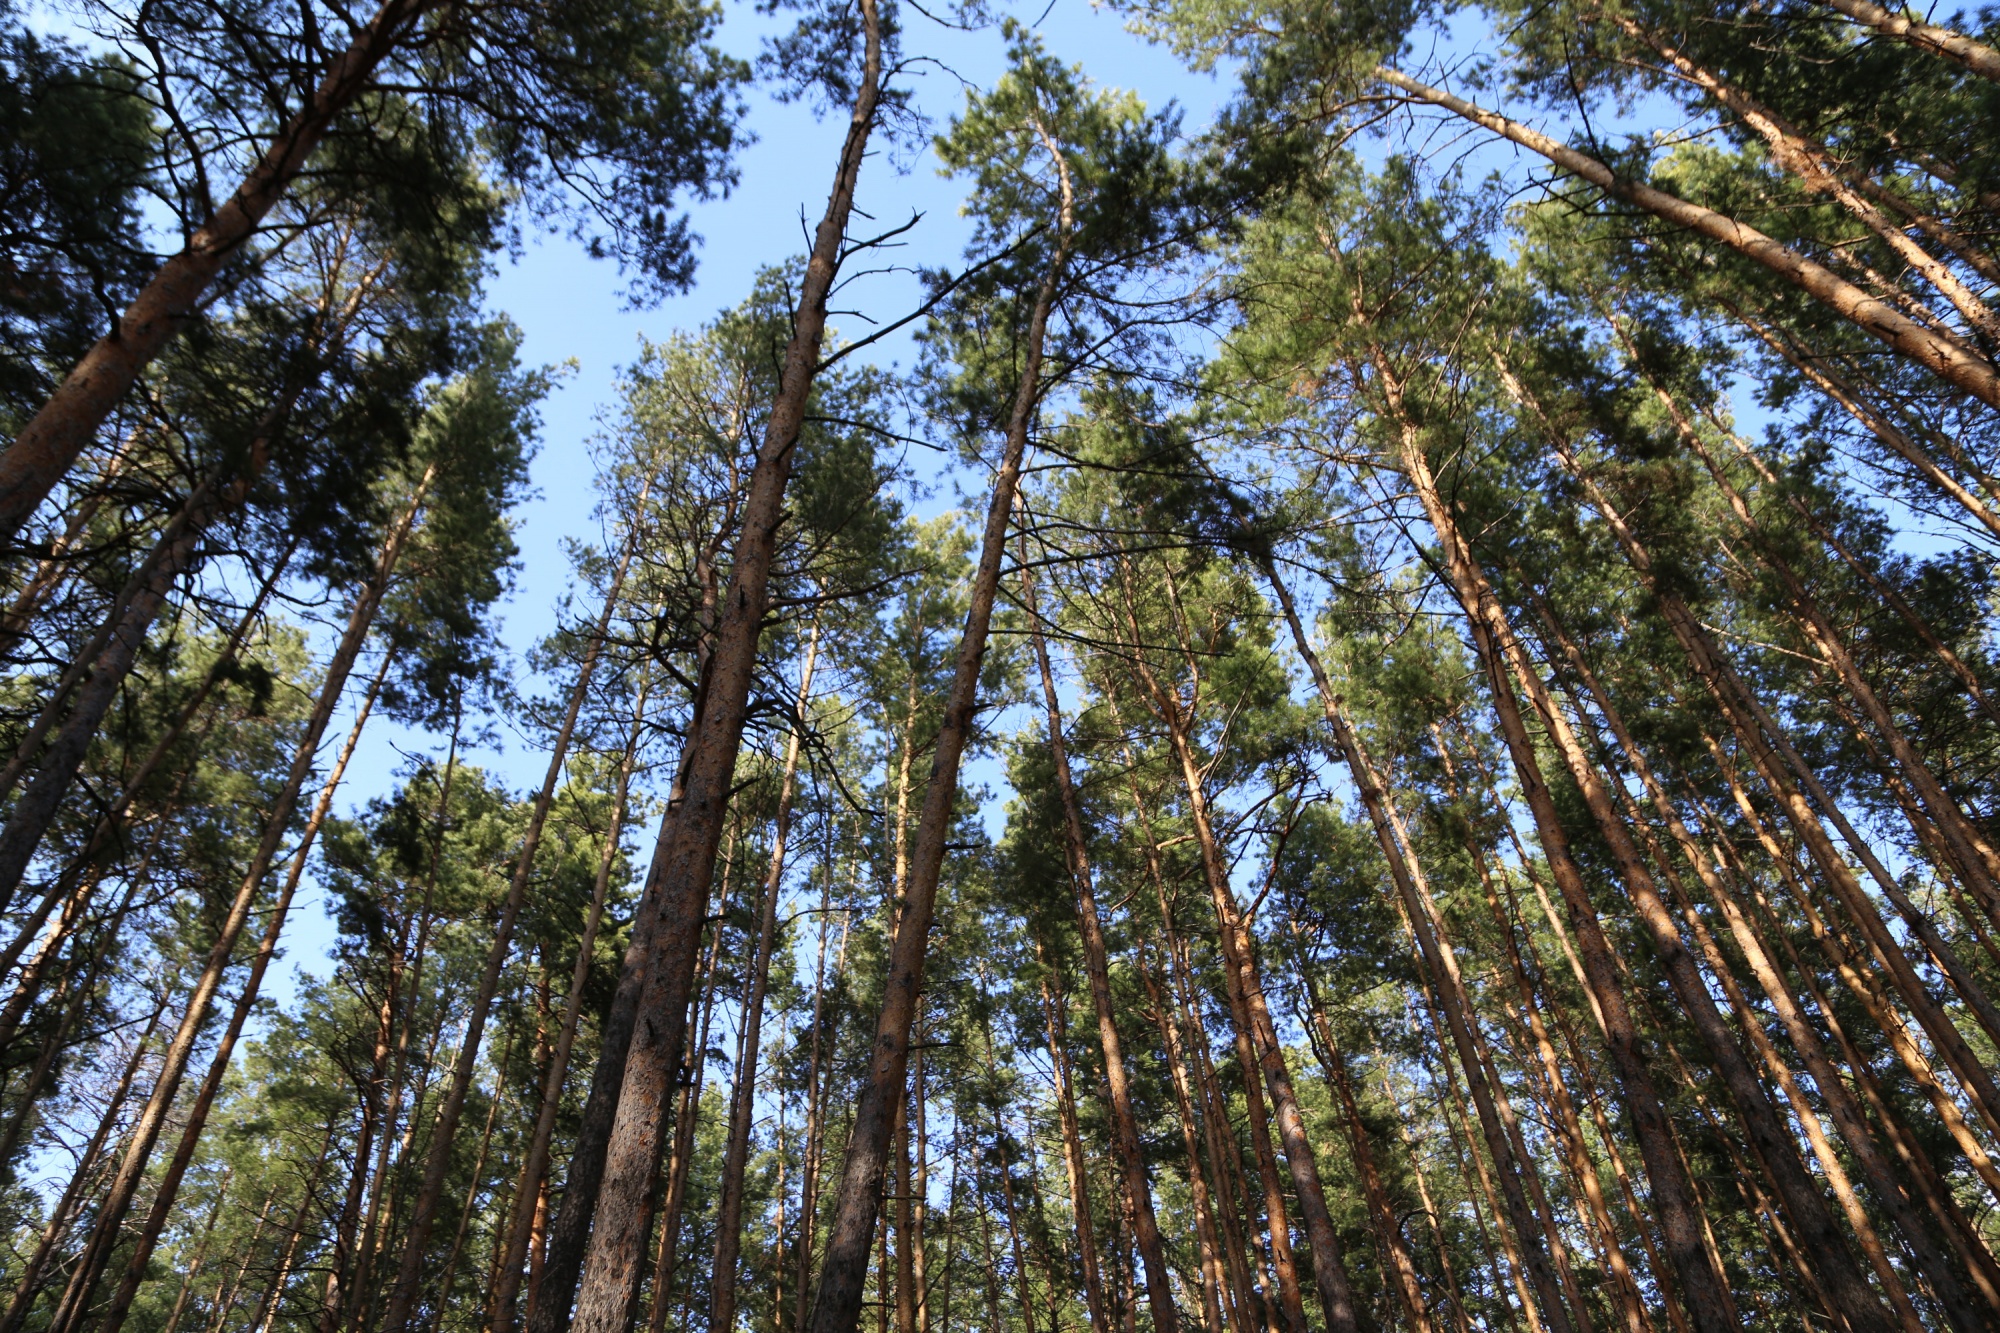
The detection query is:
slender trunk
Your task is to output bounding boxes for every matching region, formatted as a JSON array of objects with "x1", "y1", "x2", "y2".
[
  {"x1": 246, "y1": 1128, "x2": 337, "y2": 1333},
  {"x1": 1616, "y1": 19, "x2": 2000, "y2": 341},
  {"x1": 1020, "y1": 537, "x2": 1177, "y2": 1333},
  {"x1": 1366, "y1": 353, "x2": 1737, "y2": 1330},
  {"x1": 348, "y1": 731, "x2": 459, "y2": 1333},
  {"x1": 912, "y1": 1053, "x2": 932, "y2": 1333},
  {"x1": 161, "y1": 1169, "x2": 233, "y2": 1333},
  {"x1": 1409, "y1": 966, "x2": 1541, "y2": 1333},
  {"x1": 803, "y1": 126, "x2": 1070, "y2": 1333},
  {"x1": 1129, "y1": 797, "x2": 1266, "y2": 1333},
  {"x1": 0, "y1": 428, "x2": 137, "y2": 660},
  {"x1": 1125, "y1": 660, "x2": 1352, "y2": 1333},
  {"x1": 48, "y1": 472, "x2": 430, "y2": 1333},
  {"x1": 1308, "y1": 1013, "x2": 1433, "y2": 1333},
  {"x1": 793, "y1": 879, "x2": 850, "y2": 1333},
  {"x1": 1532, "y1": 592, "x2": 1992, "y2": 1330},
  {"x1": 492, "y1": 672, "x2": 651, "y2": 1333},
  {"x1": 426, "y1": 1083, "x2": 508, "y2": 1333},
  {"x1": 564, "y1": 7, "x2": 884, "y2": 1322},
  {"x1": 97, "y1": 651, "x2": 392, "y2": 1333},
  {"x1": 1475, "y1": 860, "x2": 1652, "y2": 1333},
  {"x1": 0, "y1": 0, "x2": 436, "y2": 542},
  {"x1": 1037, "y1": 967, "x2": 1115, "y2": 1333},
  {"x1": 0, "y1": 985, "x2": 165, "y2": 1333},
  {"x1": 1263, "y1": 567, "x2": 1576, "y2": 1333},
  {"x1": 1380, "y1": 1069, "x2": 1477, "y2": 1333},
  {"x1": 1134, "y1": 946, "x2": 1233, "y2": 1333},
  {"x1": 0, "y1": 468, "x2": 251, "y2": 906},
  {"x1": 712, "y1": 625, "x2": 821, "y2": 1332},
  {"x1": 383, "y1": 500, "x2": 653, "y2": 1333},
  {"x1": 0, "y1": 536, "x2": 294, "y2": 977},
  {"x1": 1719, "y1": 299, "x2": 2000, "y2": 537},
  {"x1": 1631, "y1": 342, "x2": 2000, "y2": 917},
  {"x1": 992, "y1": 1113, "x2": 1041, "y2": 1333},
  {"x1": 203, "y1": 1181, "x2": 281, "y2": 1333}
]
